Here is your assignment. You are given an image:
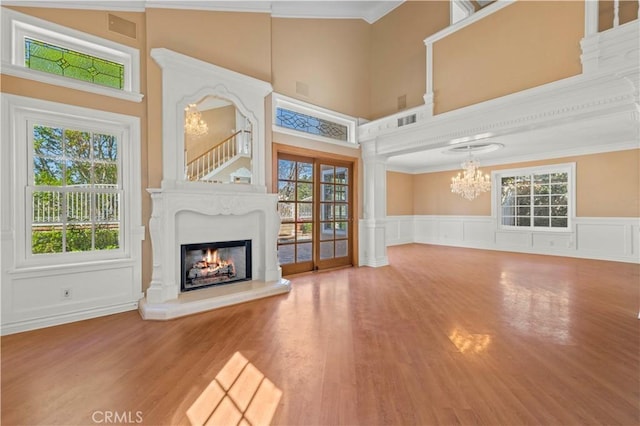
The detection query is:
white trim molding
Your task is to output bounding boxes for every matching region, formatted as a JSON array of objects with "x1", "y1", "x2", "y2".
[
  {"x1": 386, "y1": 215, "x2": 640, "y2": 264},
  {"x1": 1, "y1": 7, "x2": 143, "y2": 102},
  {"x1": 0, "y1": 1, "x2": 403, "y2": 24}
]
